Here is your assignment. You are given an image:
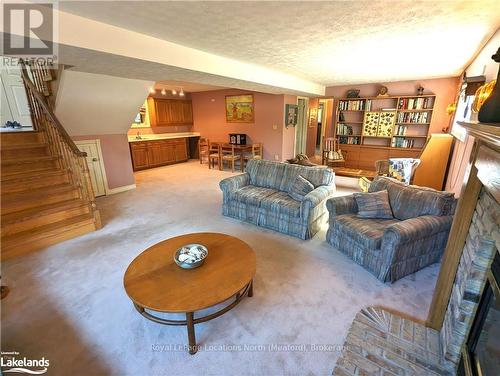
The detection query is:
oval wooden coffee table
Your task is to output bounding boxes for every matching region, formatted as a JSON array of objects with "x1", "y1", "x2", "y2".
[{"x1": 123, "y1": 232, "x2": 256, "y2": 354}]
